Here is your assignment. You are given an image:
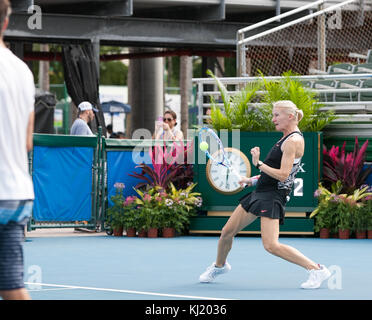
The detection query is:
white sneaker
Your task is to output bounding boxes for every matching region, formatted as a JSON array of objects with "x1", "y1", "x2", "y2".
[
  {"x1": 301, "y1": 265, "x2": 331, "y2": 289},
  {"x1": 199, "y1": 262, "x2": 231, "y2": 283}
]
